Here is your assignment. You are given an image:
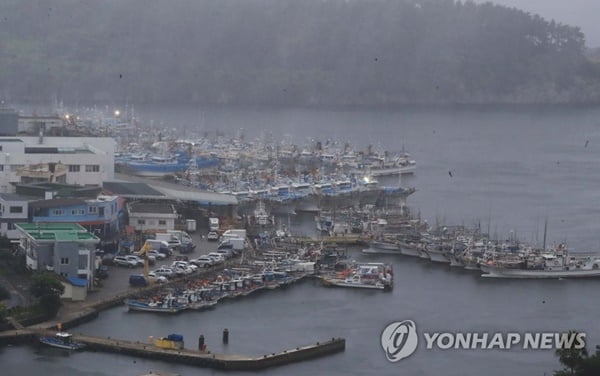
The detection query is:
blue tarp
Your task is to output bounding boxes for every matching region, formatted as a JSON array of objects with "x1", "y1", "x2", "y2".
[{"x1": 67, "y1": 277, "x2": 87, "y2": 287}]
